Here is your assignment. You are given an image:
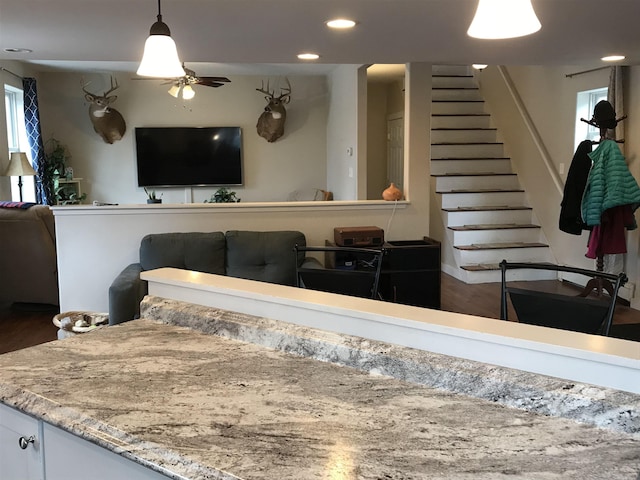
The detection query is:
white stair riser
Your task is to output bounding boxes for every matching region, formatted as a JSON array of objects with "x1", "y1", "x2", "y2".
[
  {"x1": 431, "y1": 159, "x2": 512, "y2": 175},
  {"x1": 432, "y1": 89, "x2": 483, "y2": 101},
  {"x1": 445, "y1": 209, "x2": 533, "y2": 226},
  {"x1": 432, "y1": 115, "x2": 492, "y2": 129},
  {"x1": 432, "y1": 65, "x2": 471, "y2": 76},
  {"x1": 451, "y1": 228, "x2": 542, "y2": 245},
  {"x1": 455, "y1": 247, "x2": 552, "y2": 265},
  {"x1": 463, "y1": 268, "x2": 557, "y2": 284},
  {"x1": 435, "y1": 175, "x2": 519, "y2": 191},
  {"x1": 440, "y1": 191, "x2": 527, "y2": 208},
  {"x1": 432, "y1": 101, "x2": 486, "y2": 115},
  {"x1": 432, "y1": 143, "x2": 504, "y2": 159},
  {"x1": 431, "y1": 129, "x2": 497, "y2": 143},
  {"x1": 432, "y1": 76, "x2": 476, "y2": 88}
]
